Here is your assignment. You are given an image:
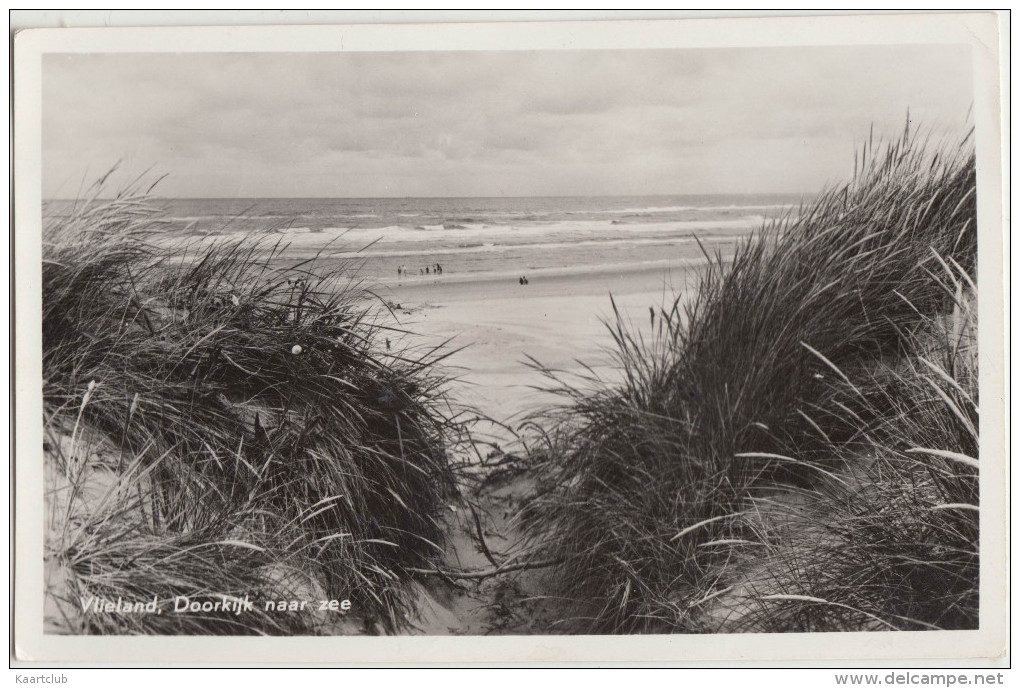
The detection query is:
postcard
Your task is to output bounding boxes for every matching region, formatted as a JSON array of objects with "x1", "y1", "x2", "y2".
[{"x1": 11, "y1": 11, "x2": 1008, "y2": 664}]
